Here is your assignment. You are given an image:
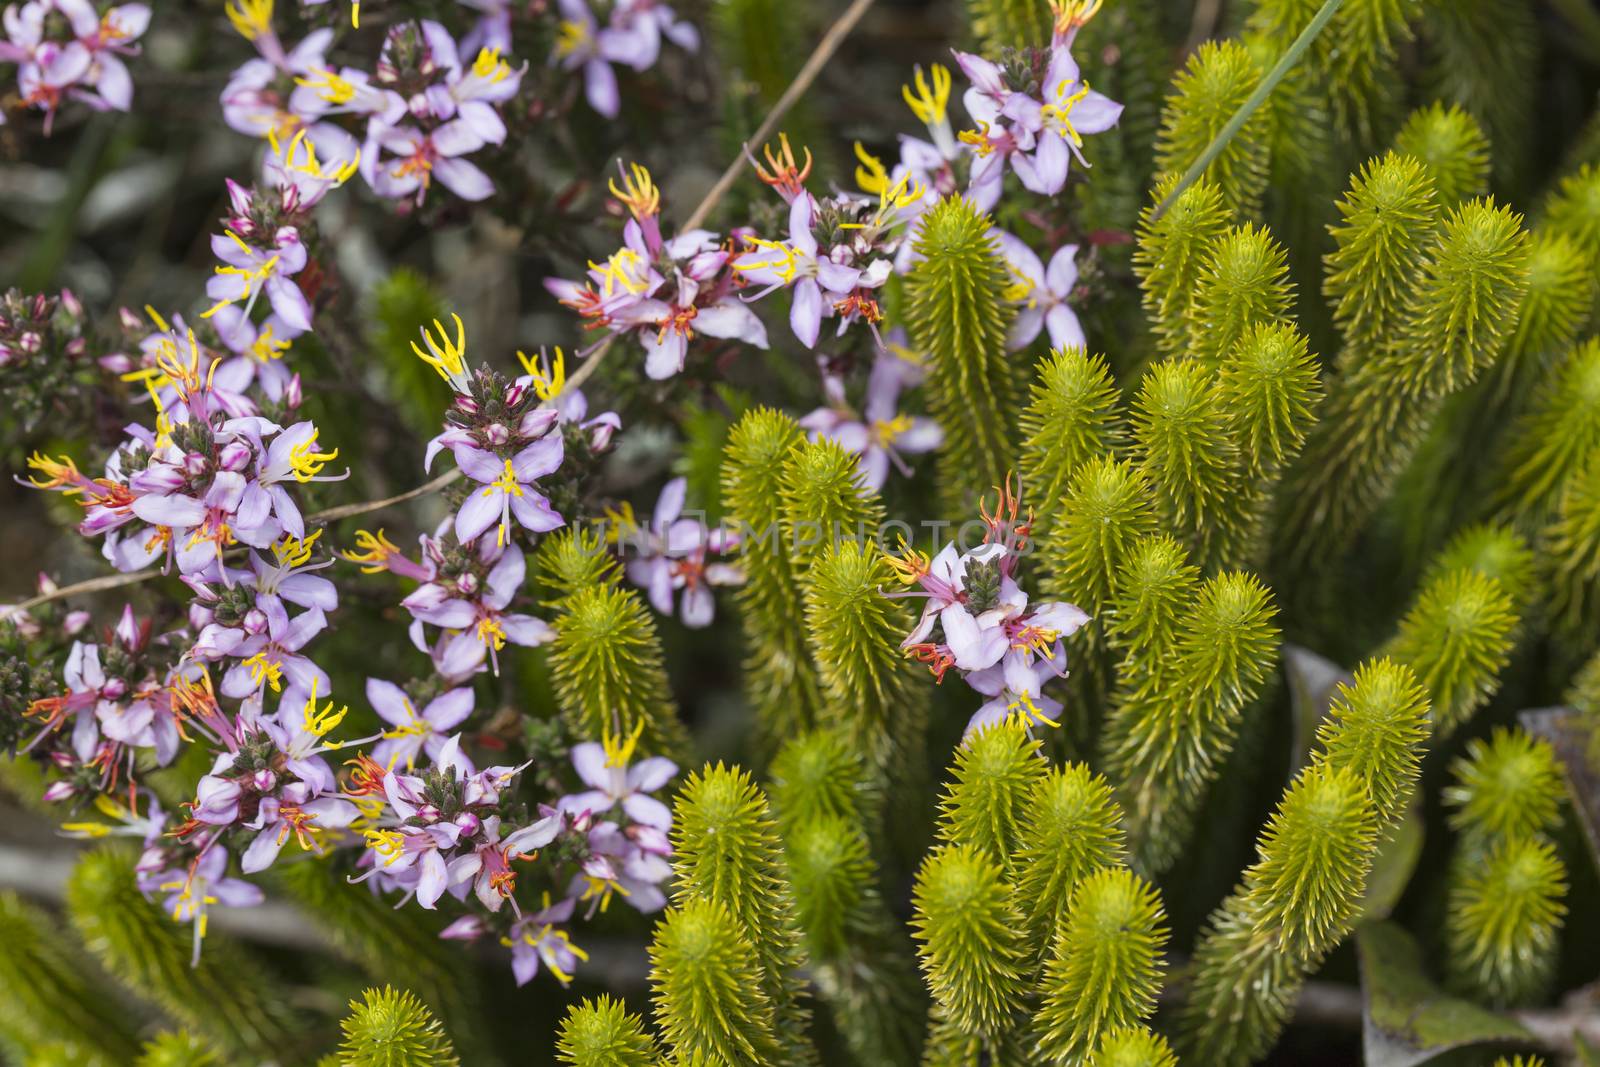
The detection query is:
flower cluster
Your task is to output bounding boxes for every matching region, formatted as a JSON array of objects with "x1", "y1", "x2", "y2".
[
  {"x1": 0, "y1": 0, "x2": 149, "y2": 134},
  {"x1": 550, "y1": 0, "x2": 699, "y2": 118},
  {"x1": 548, "y1": 162, "x2": 768, "y2": 380},
  {"x1": 615, "y1": 476, "x2": 743, "y2": 628},
  {"x1": 885, "y1": 482, "x2": 1090, "y2": 736},
  {"x1": 221, "y1": 4, "x2": 525, "y2": 207}
]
